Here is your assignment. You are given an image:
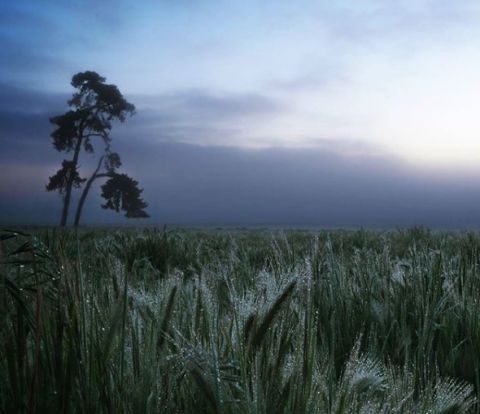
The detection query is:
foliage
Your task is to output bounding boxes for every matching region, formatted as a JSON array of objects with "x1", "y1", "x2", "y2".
[
  {"x1": 101, "y1": 174, "x2": 149, "y2": 218},
  {"x1": 46, "y1": 160, "x2": 86, "y2": 193},
  {"x1": 1, "y1": 227, "x2": 480, "y2": 413}
]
